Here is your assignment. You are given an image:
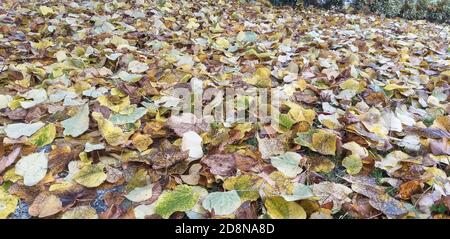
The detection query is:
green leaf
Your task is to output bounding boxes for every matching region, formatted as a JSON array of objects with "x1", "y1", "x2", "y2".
[
  {"x1": 155, "y1": 185, "x2": 199, "y2": 219},
  {"x1": 30, "y1": 123, "x2": 56, "y2": 147},
  {"x1": 342, "y1": 154, "x2": 363, "y2": 175},
  {"x1": 277, "y1": 114, "x2": 295, "y2": 129},
  {"x1": 61, "y1": 104, "x2": 90, "y2": 137},
  {"x1": 202, "y1": 190, "x2": 242, "y2": 216}
]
